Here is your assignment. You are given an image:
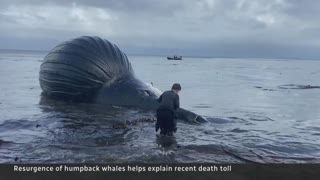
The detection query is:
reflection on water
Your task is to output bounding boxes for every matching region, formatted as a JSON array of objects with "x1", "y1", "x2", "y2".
[{"x1": 1, "y1": 52, "x2": 320, "y2": 163}]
